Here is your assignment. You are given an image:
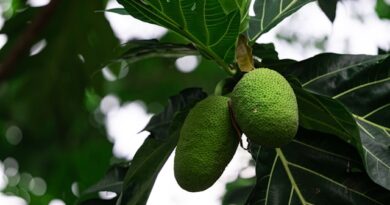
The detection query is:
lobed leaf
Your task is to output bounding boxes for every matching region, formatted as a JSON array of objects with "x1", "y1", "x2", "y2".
[
  {"x1": 279, "y1": 53, "x2": 390, "y2": 190},
  {"x1": 117, "y1": 0, "x2": 241, "y2": 68},
  {"x1": 289, "y1": 81, "x2": 360, "y2": 146},
  {"x1": 247, "y1": 128, "x2": 390, "y2": 205}
]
